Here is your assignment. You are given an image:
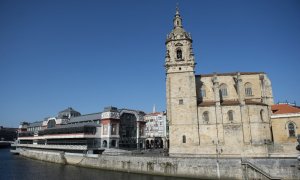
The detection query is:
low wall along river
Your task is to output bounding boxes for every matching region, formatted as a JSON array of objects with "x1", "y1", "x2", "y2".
[{"x1": 19, "y1": 148, "x2": 300, "y2": 179}]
